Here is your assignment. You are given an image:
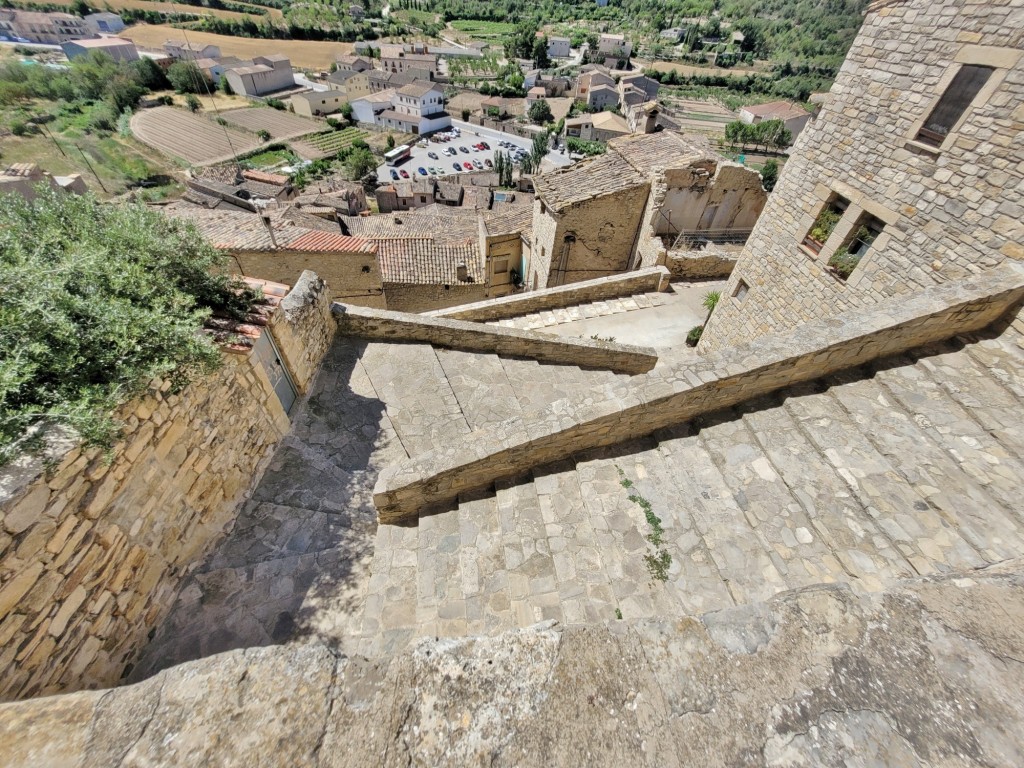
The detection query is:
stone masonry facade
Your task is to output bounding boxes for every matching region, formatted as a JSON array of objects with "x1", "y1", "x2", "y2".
[
  {"x1": 701, "y1": 0, "x2": 1024, "y2": 352},
  {"x1": 0, "y1": 276, "x2": 336, "y2": 701}
]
